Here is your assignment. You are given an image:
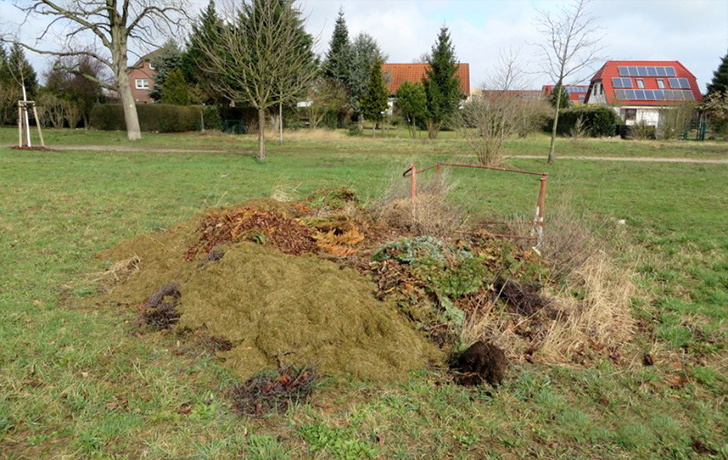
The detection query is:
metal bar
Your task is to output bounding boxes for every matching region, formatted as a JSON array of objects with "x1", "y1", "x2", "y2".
[
  {"x1": 411, "y1": 165, "x2": 417, "y2": 200},
  {"x1": 438, "y1": 162, "x2": 545, "y2": 176},
  {"x1": 18, "y1": 104, "x2": 22, "y2": 147}
]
